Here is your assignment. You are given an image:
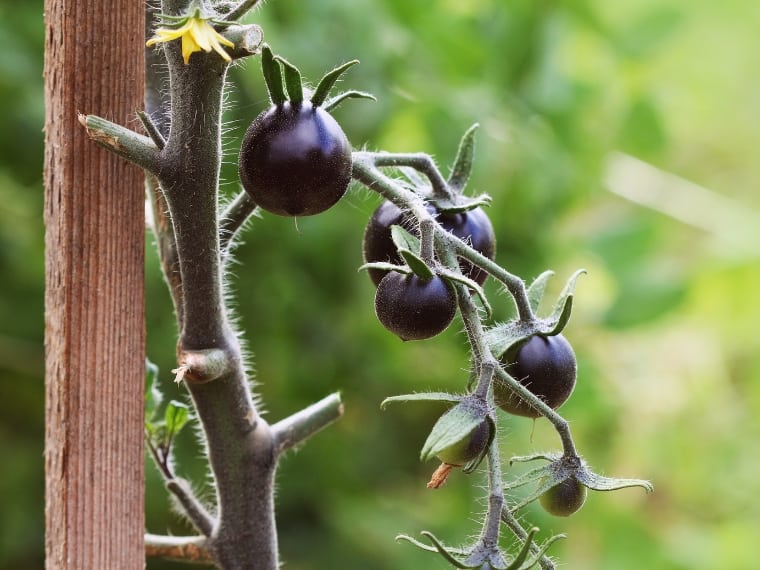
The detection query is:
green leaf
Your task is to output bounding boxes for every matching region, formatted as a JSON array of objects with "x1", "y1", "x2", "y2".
[
  {"x1": 145, "y1": 358, "x2": 162, "y2": 421},
  {"x1": 273, "y1": 55, "x2": 303, "y2": 105},
  {"x1": 448, "y1": 123, "x2": 479, "y2": 193},
  {"x1": 381, "y1": 392, "x2": 463, "y2": 409},
  {"x1": 429, "y1": 193, "x2": 492, "y2": 214},
  {"x1": 260, "y1": 45, "x2": 286, "y2": 106},
  {"x1": 311, "y1": 59, "x2": 360, "y2": 107},
  {"x1": 399, "y1": 249, "x2": 434, "y2": 280},
  {"x1": 526, "y1": 271, "x2": 554, "y2": 314},
  {"x1": 420, "y1": 402, "x2": 485, "y2": 462},
  {"x1": 164, "y1": 400, "x2": 190, "y2": 437}
]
